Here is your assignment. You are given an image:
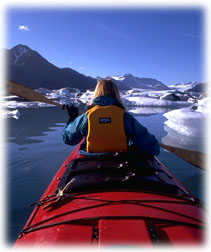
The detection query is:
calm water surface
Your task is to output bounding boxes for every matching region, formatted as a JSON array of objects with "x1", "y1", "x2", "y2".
[{"x1": 5, "y1": 106, "x2": 204, "y2": 244}]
